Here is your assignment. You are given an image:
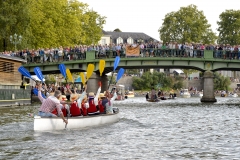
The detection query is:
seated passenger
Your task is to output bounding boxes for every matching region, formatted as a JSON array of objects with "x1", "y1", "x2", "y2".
[
  {"x1": 88, "y1": 85, "x2": 101, "y2": 114},
  {"x1": 98, "y1": 93, "x2": 107, "y2": 114}
]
